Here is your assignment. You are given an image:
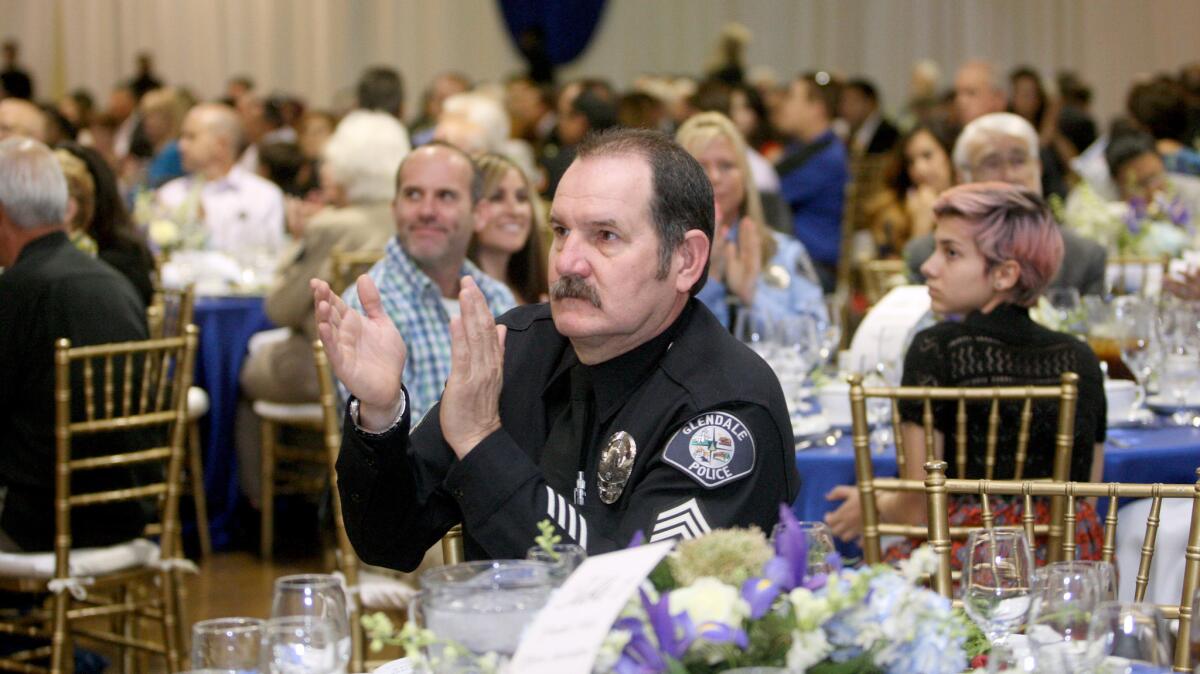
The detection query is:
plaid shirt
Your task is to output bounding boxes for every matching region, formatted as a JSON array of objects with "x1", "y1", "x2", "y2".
[{"x1": 342, "y1": 237, "x2": 515, "y2": 423}]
